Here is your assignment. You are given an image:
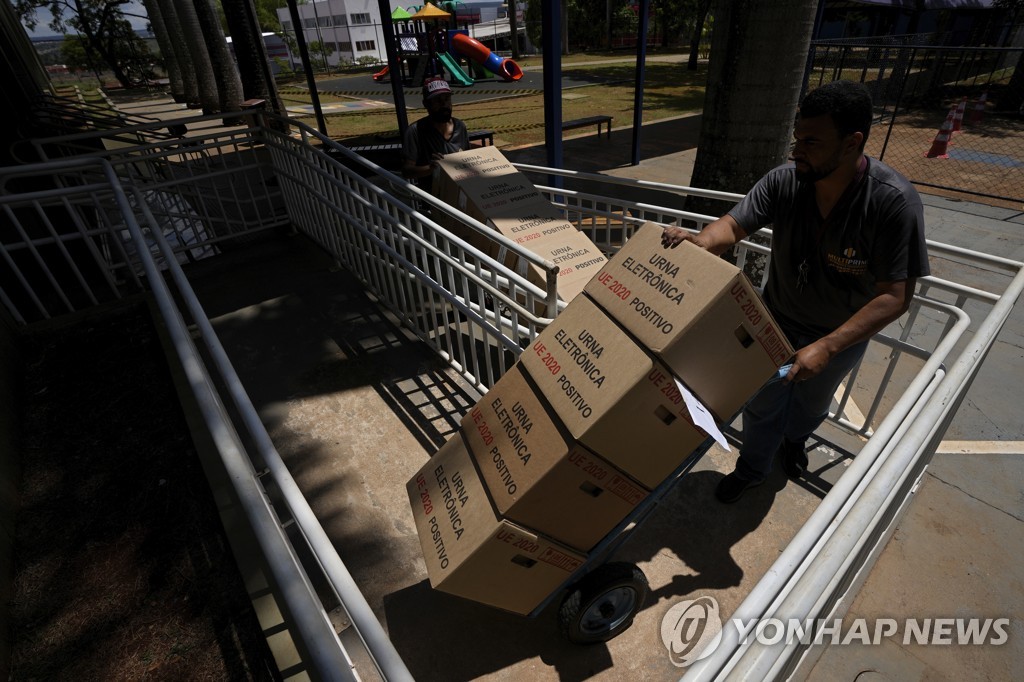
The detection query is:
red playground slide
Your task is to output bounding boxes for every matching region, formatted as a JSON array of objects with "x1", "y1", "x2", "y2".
[
  {"x1": 372, "y1": 64, "x2": 389, "y2": 81},
  {"x1": 450, "y1": 33, "x2": 523, "y2": 82}
]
